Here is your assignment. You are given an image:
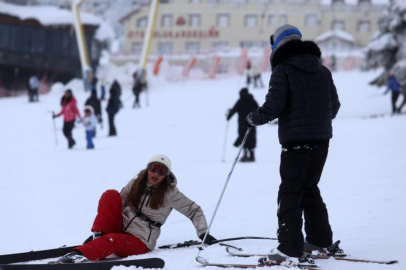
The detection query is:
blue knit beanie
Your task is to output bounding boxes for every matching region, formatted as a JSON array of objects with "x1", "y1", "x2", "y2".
[{"x1": 272, "y1": 24, "x2": 302, "y2": 51}]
